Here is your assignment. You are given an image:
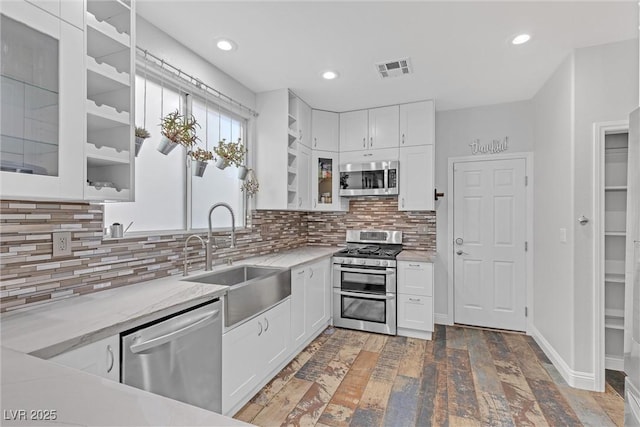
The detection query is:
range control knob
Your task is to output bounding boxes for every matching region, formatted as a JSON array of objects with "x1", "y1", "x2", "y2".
[
  {"x1": 379, "y1": 260, "x2": 387, "y2": 267},
  {"x1": 373, "y1": 260, "x2": 381, "y2": 266},
  {"x1": 343, "y1": 258, "x2": 350, "y2": 264}
]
